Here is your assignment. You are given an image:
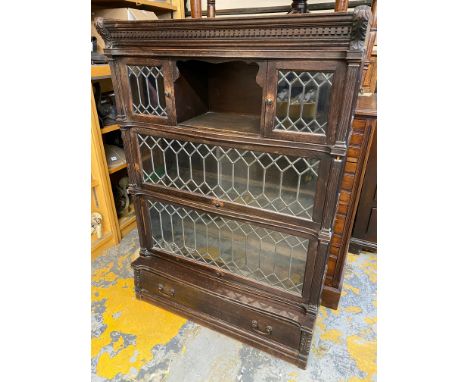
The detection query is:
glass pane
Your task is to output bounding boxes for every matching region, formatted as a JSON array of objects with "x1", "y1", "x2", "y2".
[
  {"x1": 149, "y1": 200, "x2": 309, "y2": 295},
  {"x1": 138, "y1": 135, "x2": 321, "y2": 220},
  {"x1": 275, "y1": 70, "x2": 333, "y2": 134},
  {"x1": 128, "y1": 65, "x2": 167, "y2": 117}
]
